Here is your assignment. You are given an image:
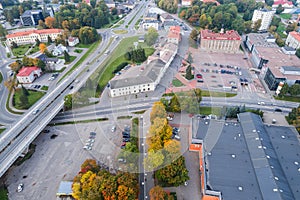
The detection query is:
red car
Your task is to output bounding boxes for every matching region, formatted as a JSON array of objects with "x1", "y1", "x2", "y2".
[{"x1": 196, "y1": 74, "x2": 202, "y2": 78}]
